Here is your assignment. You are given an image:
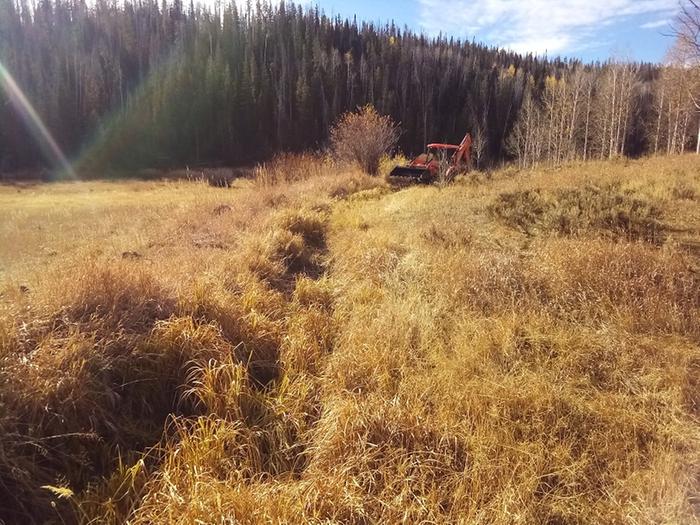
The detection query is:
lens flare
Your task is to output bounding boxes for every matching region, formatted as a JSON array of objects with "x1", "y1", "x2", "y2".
[{"x1": 0, "y1": 62, "x2": 76, "y2": 179}]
